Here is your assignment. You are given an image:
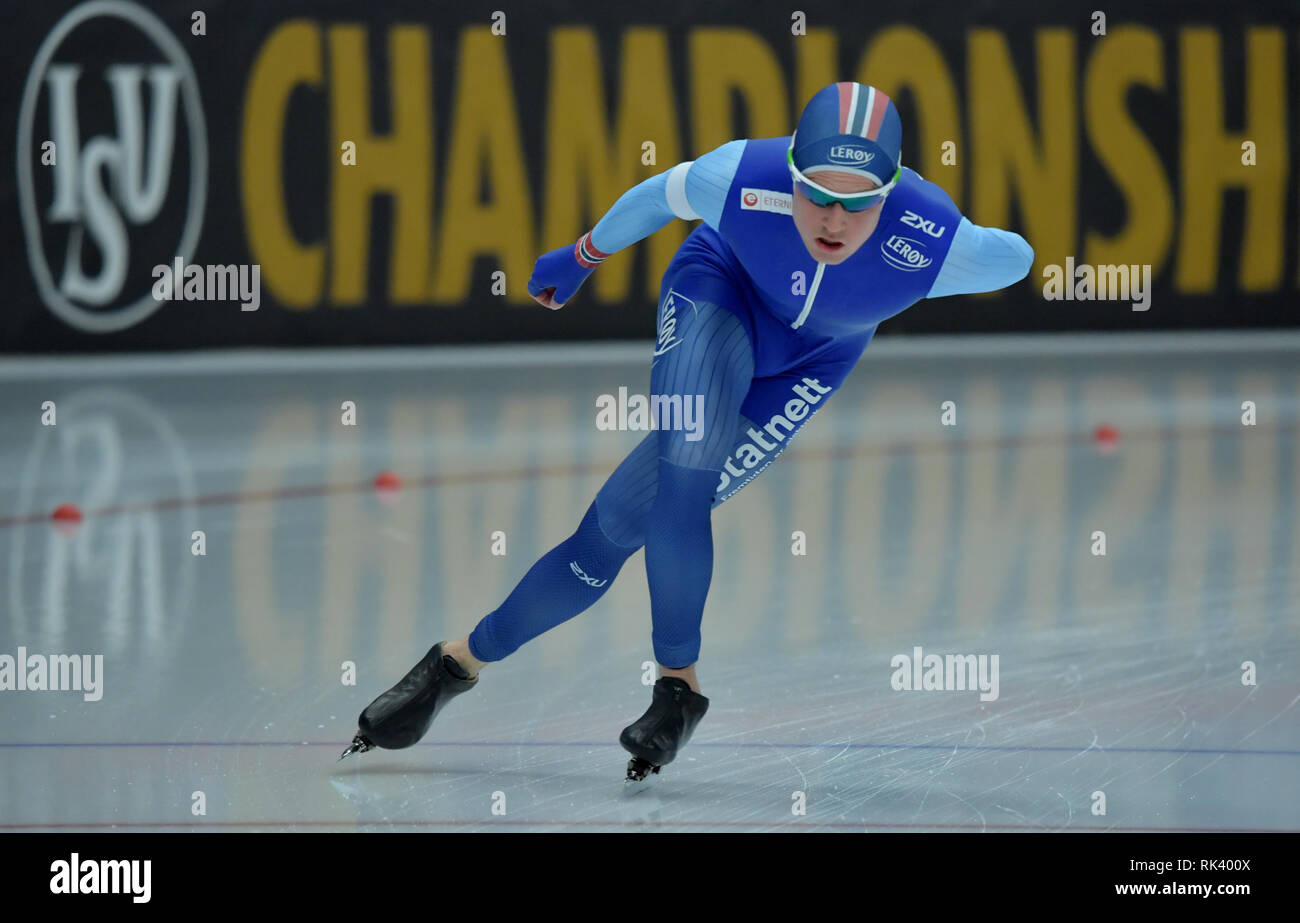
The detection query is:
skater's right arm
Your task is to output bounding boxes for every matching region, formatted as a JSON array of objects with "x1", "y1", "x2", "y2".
[{"x1": 528, "y1": 141, "x2": 745, "y2": 309}]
